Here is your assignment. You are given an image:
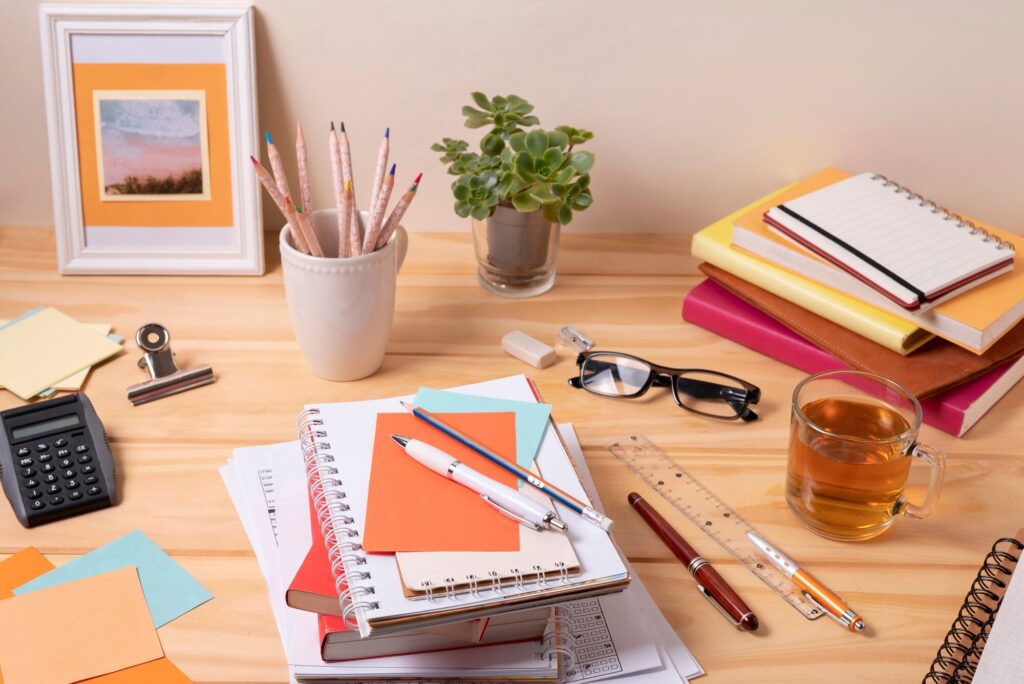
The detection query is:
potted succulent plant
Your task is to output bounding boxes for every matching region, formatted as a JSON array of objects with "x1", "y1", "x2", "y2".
[{"x1": 432, "y1": 93, "x2": 595, "y2": 297}]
